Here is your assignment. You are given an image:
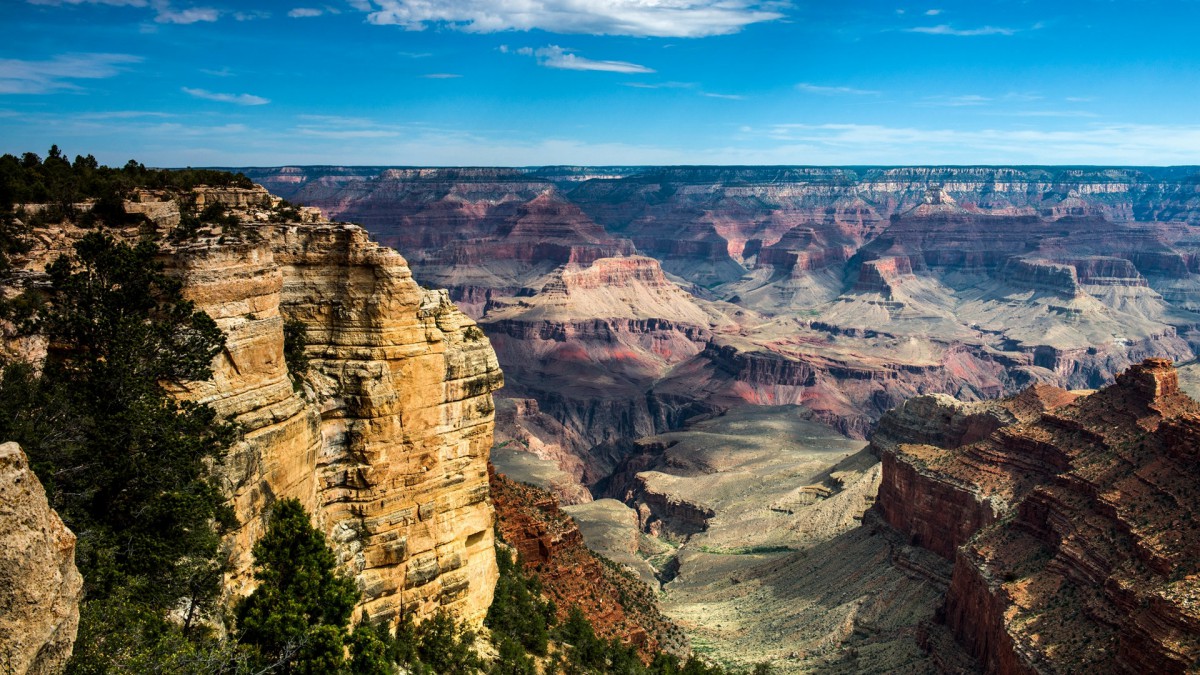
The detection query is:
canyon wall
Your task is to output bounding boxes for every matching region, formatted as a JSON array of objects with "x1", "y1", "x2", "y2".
[
  {"x1": 5, "y1": 187, "x2": 505, "y2": 626},
  {"x1": 235, "y1": 165, "x2": 1200, "y2": 500},
  {"x1": 874, "y1": 359, "x2": 1200, "y2": 673}
]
